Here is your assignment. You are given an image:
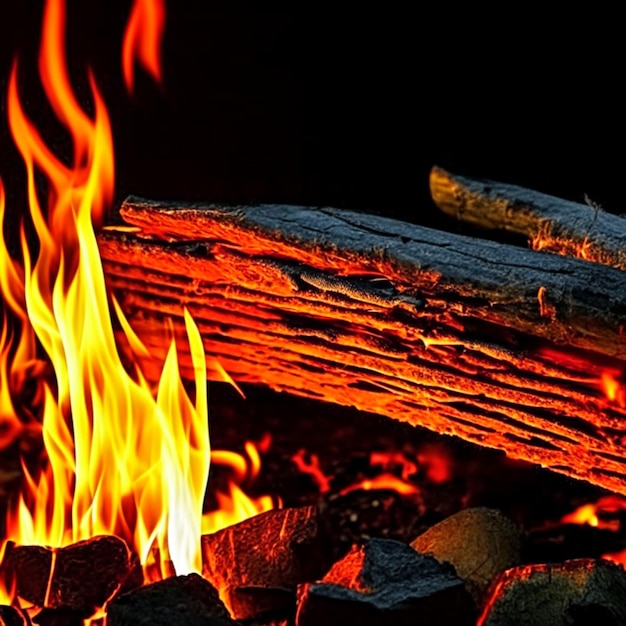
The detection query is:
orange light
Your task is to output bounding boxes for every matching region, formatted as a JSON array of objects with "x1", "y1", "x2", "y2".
[
  {"x1": 339, "y1": 472, "x2": 421, "y2": 497},
  {"x1": 292, "y1": 449, "x2": 332, "y2": 494},
  {"x1": 122, "y1": 0, "x2": 166, "y2": 93}
]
